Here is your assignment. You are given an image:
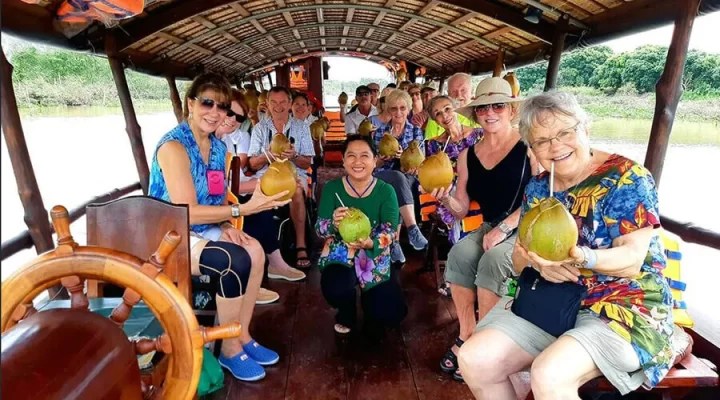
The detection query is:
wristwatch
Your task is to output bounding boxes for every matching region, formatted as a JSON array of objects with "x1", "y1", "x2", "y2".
[
  {"x1": 498, "y1": 222, "x2": 512, "y2": 235},
  {"x1": 231, "y1": 204, "x2": 241, "y2": 218}
]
